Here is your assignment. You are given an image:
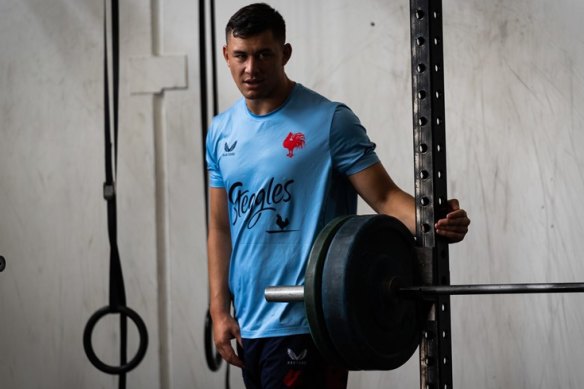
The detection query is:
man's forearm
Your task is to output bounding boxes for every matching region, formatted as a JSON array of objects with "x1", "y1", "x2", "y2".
[
  {"x1": 380, "y1": 187, "x2": 416, "y2": 234},
  {"x1": 207, "y1": 228, "x2": 232, "y2": 318},
  {"x1": 348, "y1": 163, "x2": 417, "y2": 234}
]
